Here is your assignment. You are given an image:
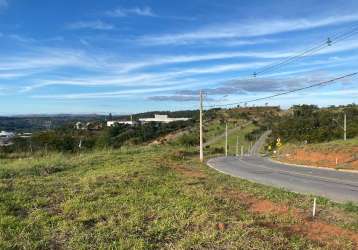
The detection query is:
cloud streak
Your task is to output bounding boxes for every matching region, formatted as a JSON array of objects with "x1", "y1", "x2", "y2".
[
  {"x1": 67, "y1": 20, "x2": 114, "y2": 30},
  {"x1": 106, "y1": 6, "x2": 155, "y2": 17},
  {"x1": 147, "y1": 95, "x2": 207, "y2": 102},
  {"x1": 138, "y1": 14, "x2": 358, "y2": 45},
  {"x1": 176, "y1": 74, "x2": 332, "y2": 96}
]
